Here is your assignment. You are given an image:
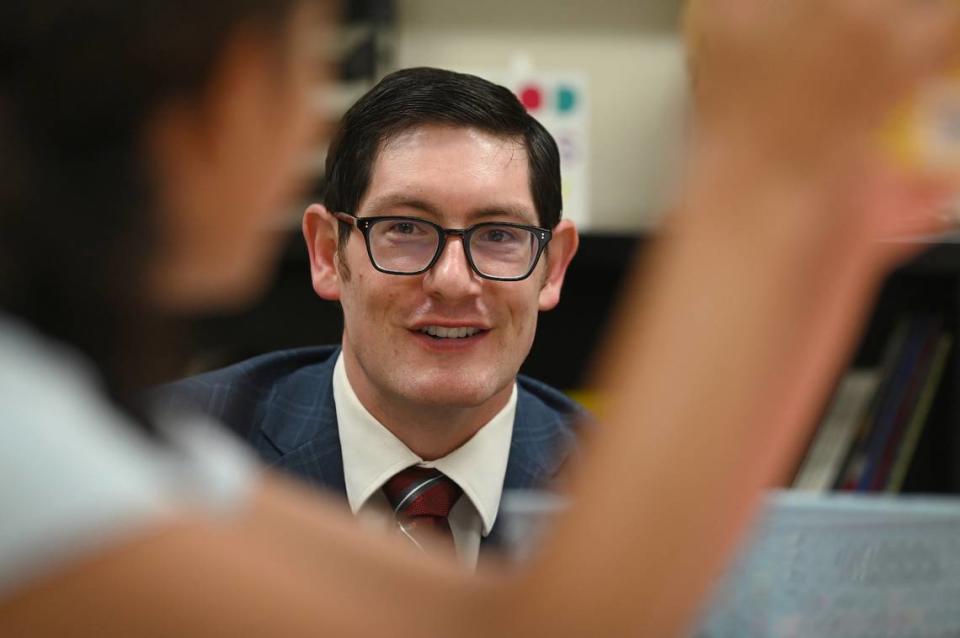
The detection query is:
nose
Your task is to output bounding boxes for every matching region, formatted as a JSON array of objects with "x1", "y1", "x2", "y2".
[{"x1": 422, "y1": 236, "x2": 483, "y2": 300}]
